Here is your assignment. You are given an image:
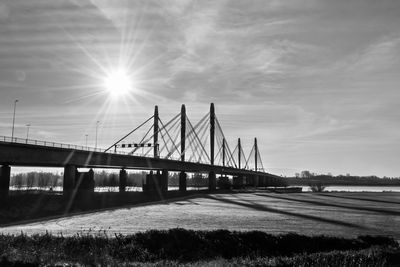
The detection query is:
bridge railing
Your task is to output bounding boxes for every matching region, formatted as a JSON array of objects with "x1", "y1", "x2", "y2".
[
  {"x1": 0, "y1": 135, "x2": 124, "y2": 154},
  {"x1": 0, "y1": 135, "x2": 188, "y2": 160}
]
